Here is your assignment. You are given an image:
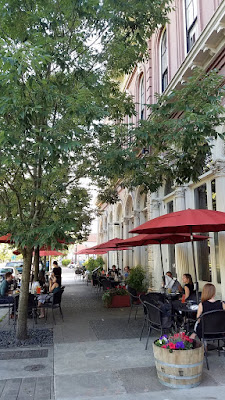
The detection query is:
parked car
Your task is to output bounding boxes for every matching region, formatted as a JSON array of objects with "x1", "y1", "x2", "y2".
[
  {"x1": 0, "y1": 267, "x2": 15, "y2": 282},
  {"x1": 4, "y1": 261, "x2": 23, "y2": 281}
]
